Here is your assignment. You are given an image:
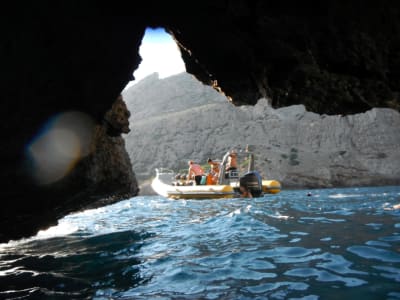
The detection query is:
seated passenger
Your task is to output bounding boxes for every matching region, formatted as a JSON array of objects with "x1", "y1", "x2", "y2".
[
  {"x1": 180, "y1": 174, "x2": 187, "y2": 185},
  {"x1": 207, "y1": 158, "x2": 220, "y2": 185},
  {"x1": 174, "y1": 174, "x2": 181, "y2": 186}
]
